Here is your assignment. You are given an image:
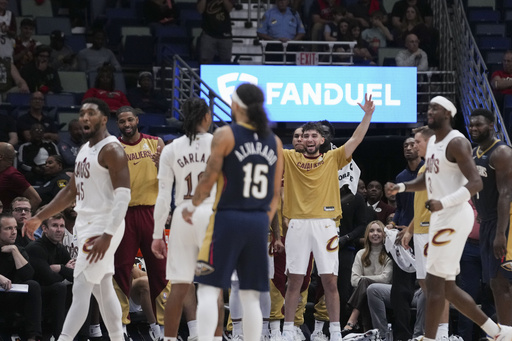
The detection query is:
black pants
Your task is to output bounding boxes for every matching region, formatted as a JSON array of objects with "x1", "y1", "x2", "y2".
[
  {"x1": 390, "y1": 261, "x2": 416, "y2": 340},
  {"x1": 42, "y1": 281, "x2": 68, "y2": 340},
  {"x1": 0, "y1": 280, "x2": 42, "y2": 339}
]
